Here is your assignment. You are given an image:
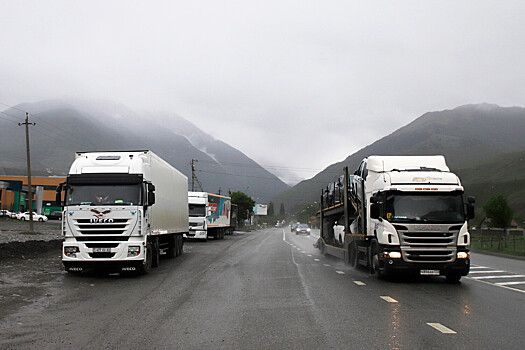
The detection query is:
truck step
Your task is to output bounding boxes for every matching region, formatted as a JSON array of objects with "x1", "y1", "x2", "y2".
[{"x1": 358, "y1": 258, "x2": 368, "y2": 267}]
